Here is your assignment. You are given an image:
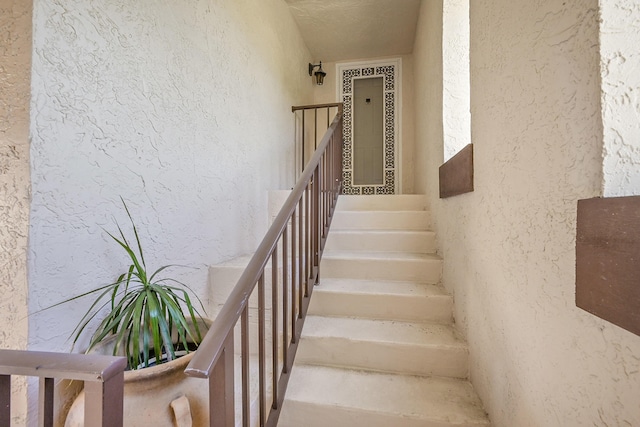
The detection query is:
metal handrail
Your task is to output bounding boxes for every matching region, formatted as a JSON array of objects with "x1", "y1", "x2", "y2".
[
  {"x1": 186, "y1": 103, "x2": 343, "y2": 427},
  {"x1": 0, "y1": 349, "x2": 126, "y2": 427},
  {"x1": 291, "y1": 102, "x2": 342, "y2": 112}
]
